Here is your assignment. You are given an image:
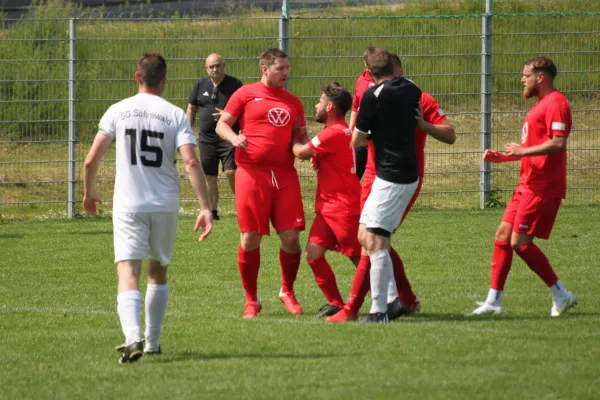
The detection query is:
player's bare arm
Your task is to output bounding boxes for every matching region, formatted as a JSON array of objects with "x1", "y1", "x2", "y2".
[
  {"x1": 216, "y1": 111, "x2": 247, "y2": 149},
  {"x1": 179, "y1": 143, "x2": 214, "y2": 241},
  {"x1": 349, "y1": 110, "x2": 358, "y2": 131},
  {"x1": 292, "y1": 141, "x2": 314, "y2": 160},
  {"x1": 186, "y1": 103, "x2": 198, "y2": 128},
  {"x1": 82, "y1": 132, "x2": 113, "y2": 215},
  {"x1": 351, "y1": 128, "x2": 369, "y2": 147},
  {"x1": 505, "y1": 135, "x2": 566, "y2": 157},
  {"x1": 292, "y1": 116, "x2": 309, "y2": 145},
  {"x1": 416, "y1": 102, "x2": 456, "y2": 144}
]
